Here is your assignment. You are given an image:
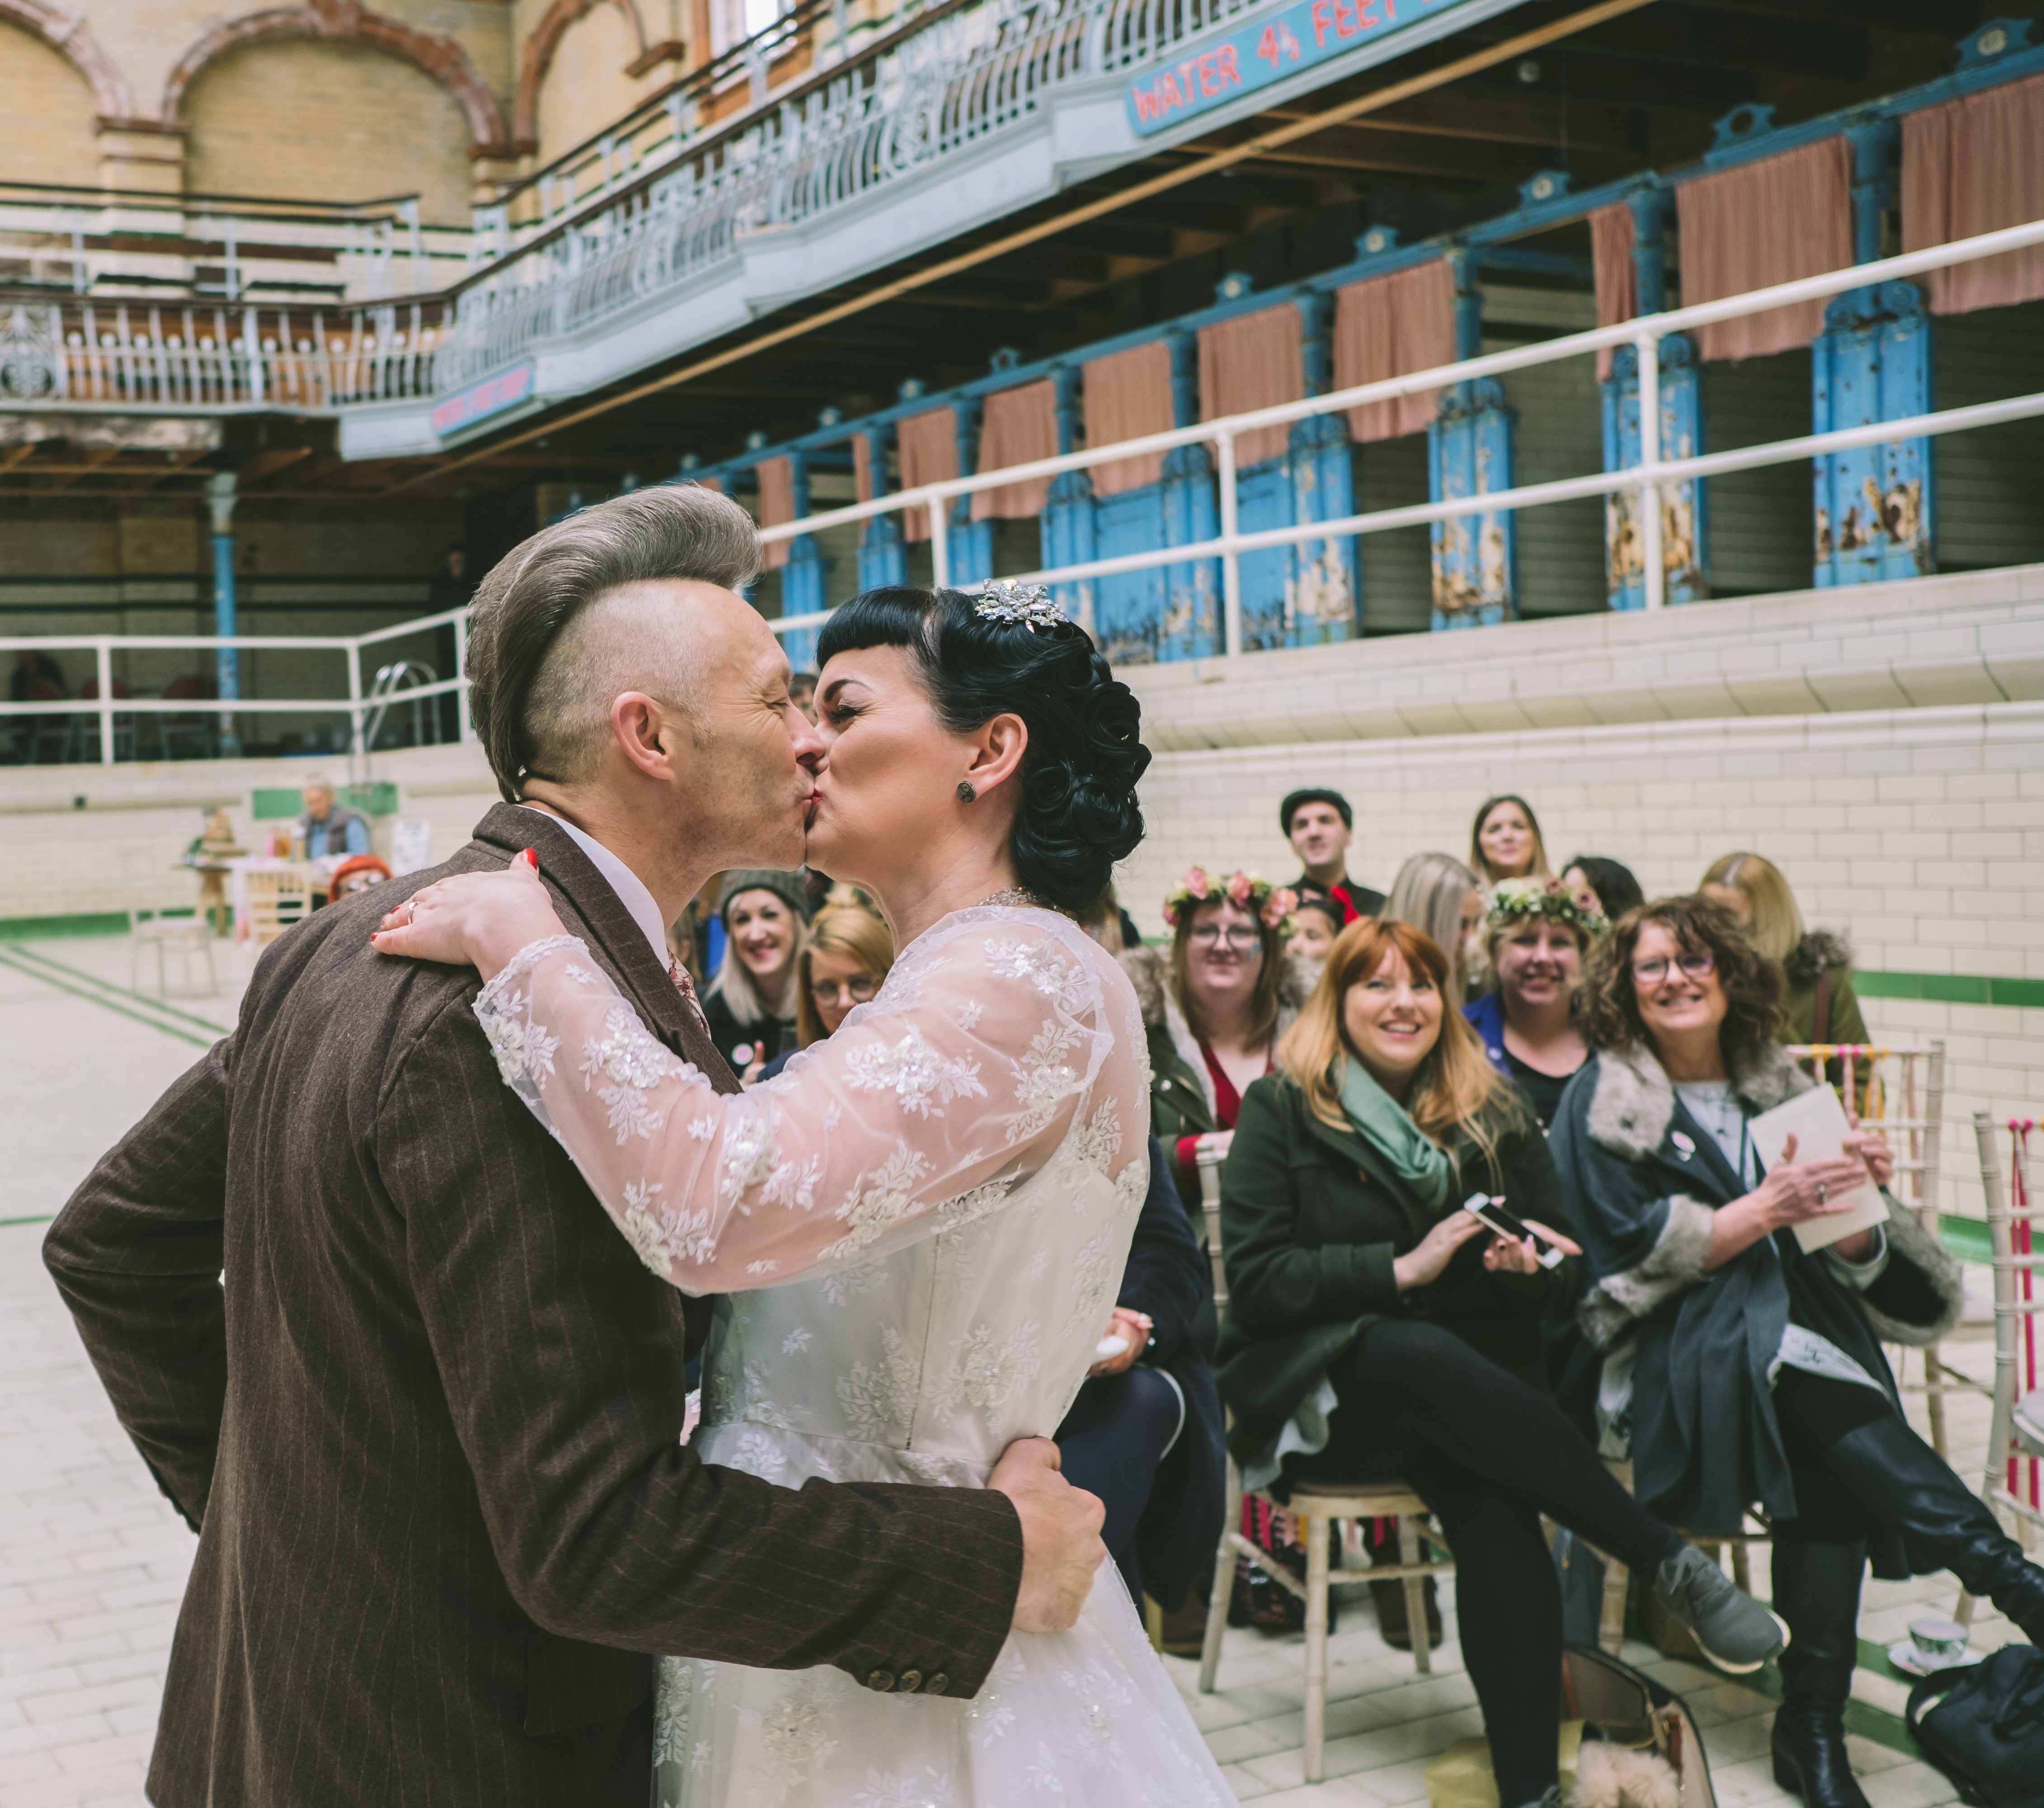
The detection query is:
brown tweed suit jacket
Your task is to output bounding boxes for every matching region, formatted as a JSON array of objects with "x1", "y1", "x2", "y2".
[{"x1": 46, "y1": 804, "x2": 1024, "y2": 1807}]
